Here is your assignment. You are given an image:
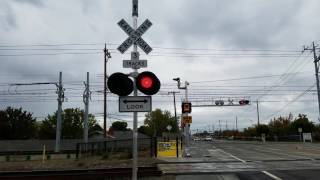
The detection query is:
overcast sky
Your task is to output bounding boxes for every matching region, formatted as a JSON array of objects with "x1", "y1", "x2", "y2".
[{"x1": 0, "y1": 0, "x2": 320, "y2": 132}]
